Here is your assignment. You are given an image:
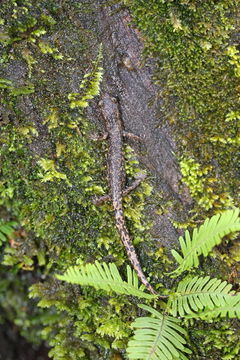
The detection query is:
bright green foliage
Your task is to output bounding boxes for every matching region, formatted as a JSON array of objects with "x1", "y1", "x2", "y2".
[
  {"x1": 29, "y1": 278, "x2": 135, "y2": 359},
  {"x1": 0, "y1": 220, "x2": 17, "y2": 245},
  {"x1": 187, "y1": 295, "x2": 240, "y2": 320},
  {"x1": 38, "y1": 40, "x2": 63, "y2": 60},
  {"x1": 171, "y1": 209, "x2": 240, "y2": 275},
  {"x1": 124, "y1": 0, "x2": 239, "y2": 213},
  {"x1": 57, "y1": 261, "x2": 156, "y2": 300},
  {"x1": 180, "y1": 158, "x2": 234, "y2": 210},
  {"x1": 168, "y1": 276, "x2": 234, "y2": 317},
  {"x1": 37, "y1": 158, "x2": 70, "y2": 184},
  {"x1": 127, "y1": 304, "x2": 191, "y2": 360},
  {"x1": 0, "y1": 77, "x2": 12, "y2": 88},
  {"x1": 180, "y1": 158, "x2": 210, "y2": 198},
  {"x1": 10, "y1": 83, "x2": 35, "y2": 96},
  {"x1": 68, "y1": 45, "x2": 103, "y2": 109},
  {"x1": 59, "y1": 209, "x2": 240, "y2": 359},
  {"x1": 0, "y1": 77, "x2": 34, "y2": 96},
  {"x1": 226, "y1": 45, "x2": 240, "y2": 78},
  {"x1": 59, "y1": 258, "x2": 240, "y2": 359},
  {"x1": 1, "y1": 1, "x2": 239, "y2": 359},
  {"x1": 0, "y1": 0, "x2": 62, "y2": 58}
]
